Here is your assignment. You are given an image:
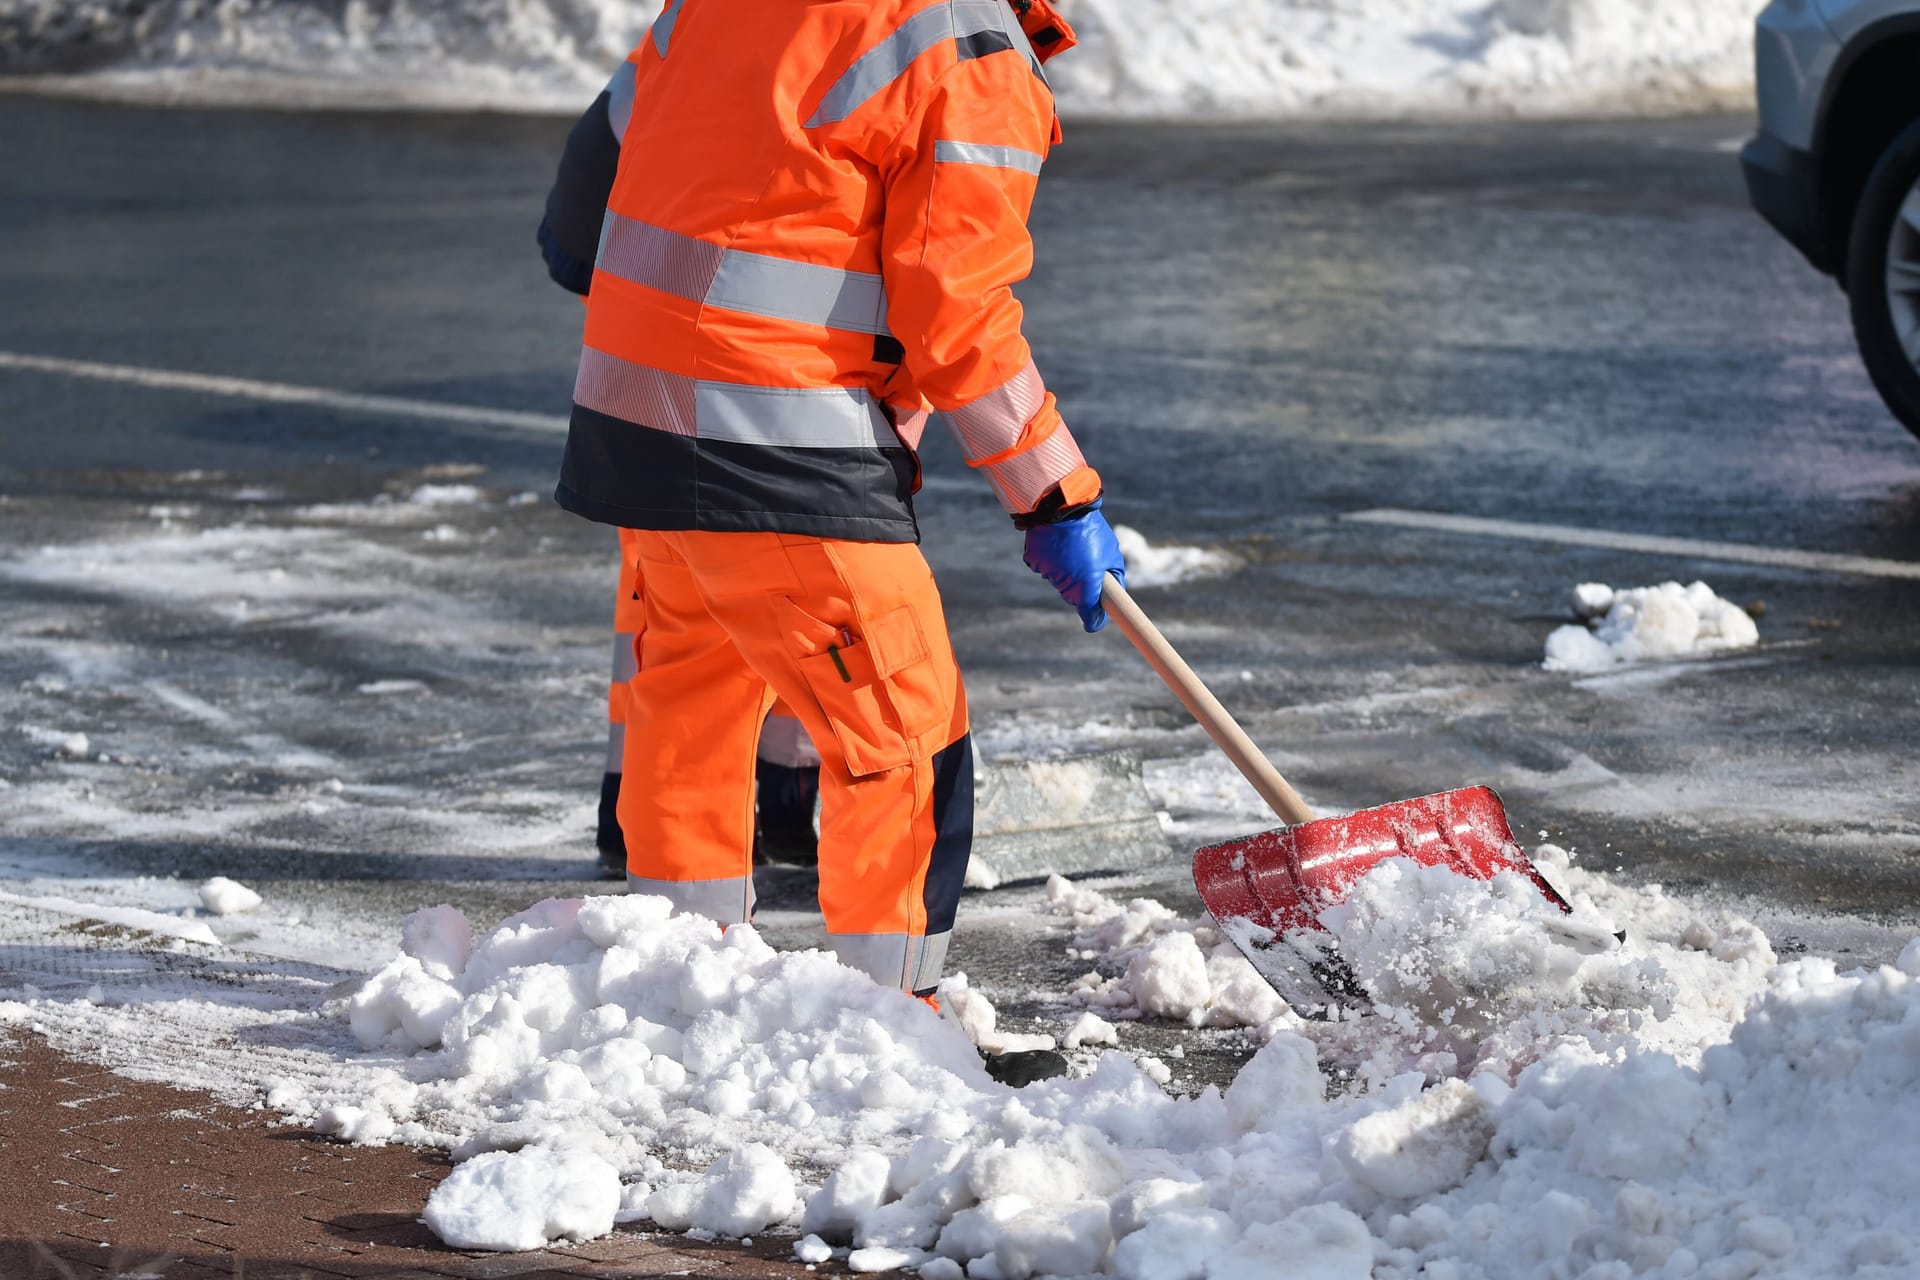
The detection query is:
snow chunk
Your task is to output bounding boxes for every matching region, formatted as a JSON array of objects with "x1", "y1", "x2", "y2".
[
  {"x1": 1544, "y1": 580, "x2": 1758, "y2": 672},
  {"x1": 423, "y1": 1147, "x2": 619, "y2": 1251},
  {"x1": 1112, "y1": 525, "x2": 1238, "y2": 588},
  {"x1": 647, "y1": 1143, "x2": 797, "y2": 1237},
  {"x1": 1063, "y1": 1012, "x2": 1119, "y2": 1049},
  {"x1": 400, "y1": 904, "x2": 473, "y2": 981},
  {"x1": 196, "y1": 876, "x2": 261, "y2": 915},
  {"x1": 1331, "y1": 1077, "x2": 1494, "y2": 1198}
]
